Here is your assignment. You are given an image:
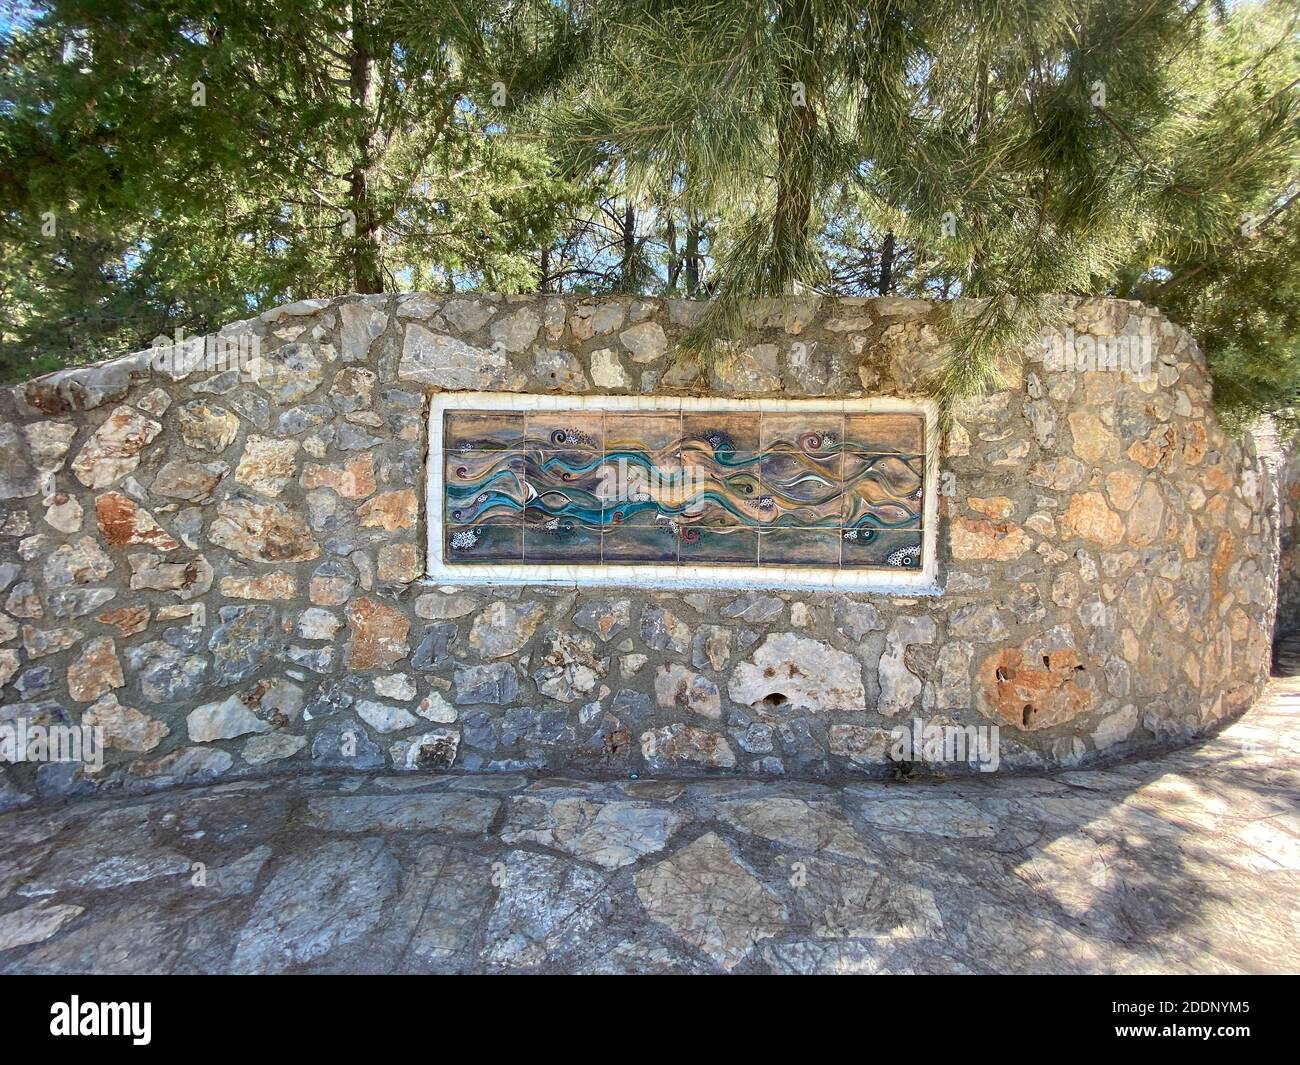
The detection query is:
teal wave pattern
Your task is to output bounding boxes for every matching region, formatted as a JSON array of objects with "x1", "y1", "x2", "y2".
[{"x1": 442, "y1": 410, "x2": 925, "y2": 568}]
